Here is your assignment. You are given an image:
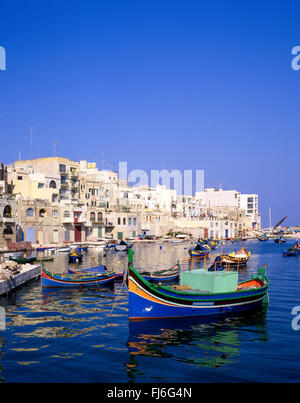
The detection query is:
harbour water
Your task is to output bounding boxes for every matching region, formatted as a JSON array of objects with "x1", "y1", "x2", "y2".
[{"x1": 0, "y1": 240, "x2": 300, "y2": 382}]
